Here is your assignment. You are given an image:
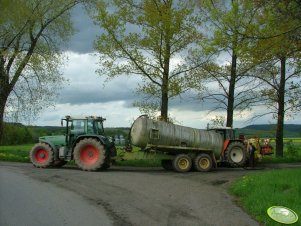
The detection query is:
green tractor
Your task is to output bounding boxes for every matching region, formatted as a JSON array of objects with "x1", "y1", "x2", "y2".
[{"x1": 30, "y1": 116, "x2": 116, "y2": 171}]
